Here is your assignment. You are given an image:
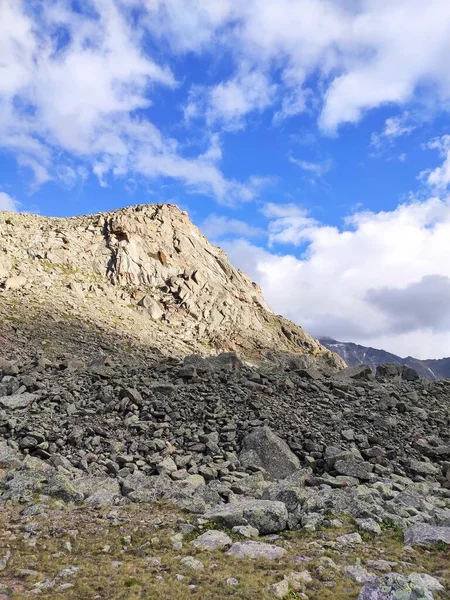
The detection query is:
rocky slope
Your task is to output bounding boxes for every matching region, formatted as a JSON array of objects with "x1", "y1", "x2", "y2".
[
  {"x1": 1, "y1": 354, "x2": 450, "y2": 599},
  {"x1": 1, "y1": 204, "x2": 450, "y2": 599},
  {"x1": 0, "y1": 204, "x2": 342, "y2": 370},
  {"x1": 319, "y1": 338, "x2": 450, "y2": 380}
]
